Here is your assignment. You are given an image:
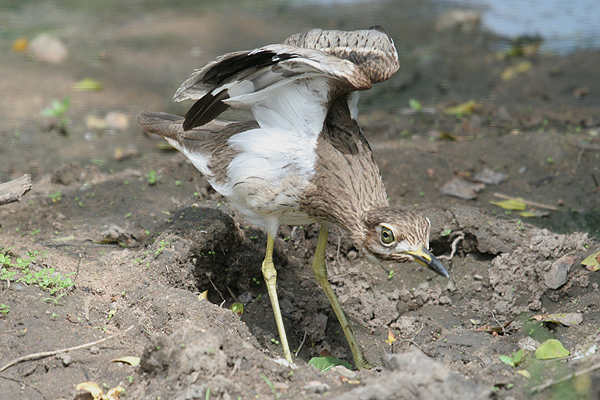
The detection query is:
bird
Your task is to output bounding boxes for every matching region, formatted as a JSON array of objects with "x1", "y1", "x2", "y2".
[{"x1": 138, "y1": 26, "x2": 448, "y2": 370}]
